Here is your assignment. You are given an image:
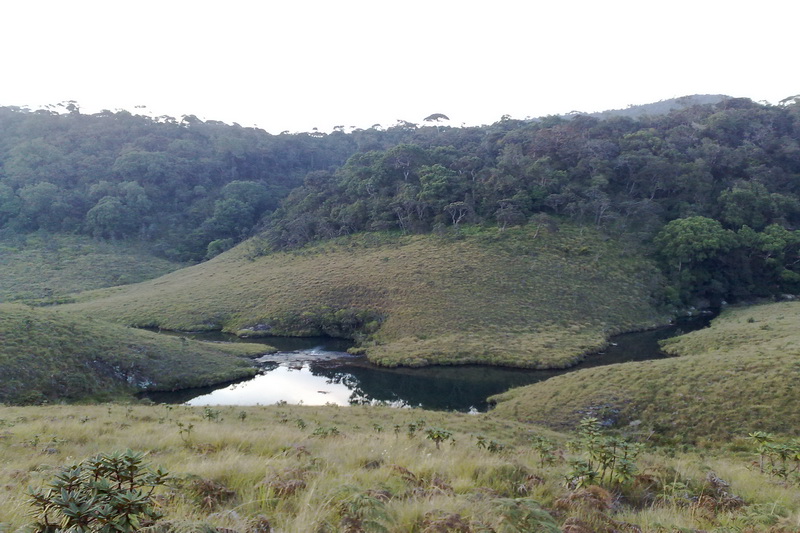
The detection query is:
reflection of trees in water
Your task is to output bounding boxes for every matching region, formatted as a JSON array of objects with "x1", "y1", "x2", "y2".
[
  {"x1": 310, "y1": 363, "x2": 518, "y2": 411},
  {"x1": 145, "y1": 316, "x2": 714, "y2": 408}
]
